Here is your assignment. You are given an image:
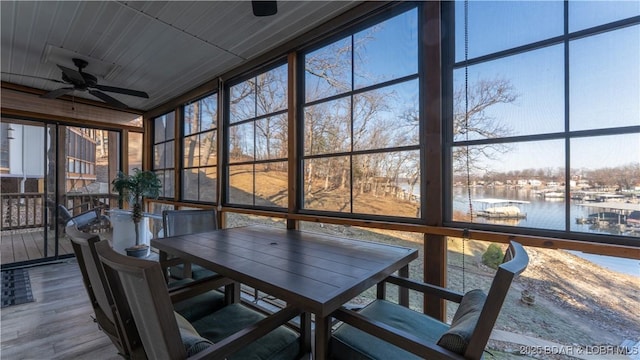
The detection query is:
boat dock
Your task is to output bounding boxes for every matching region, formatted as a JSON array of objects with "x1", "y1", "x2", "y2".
[
  {"x1": 474, "y1": 198, "x2": 529, "y2": 219},
  {"x1": 576, "y1": 202, "x2": 640, "y2": 229}
]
